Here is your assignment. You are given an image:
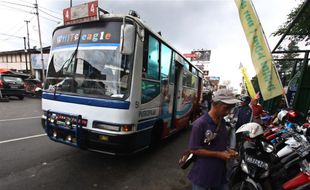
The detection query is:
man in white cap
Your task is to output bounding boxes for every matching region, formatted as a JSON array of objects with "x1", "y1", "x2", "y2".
[{"x1": 188, "y1": 89, "x2": 240, "y2": 190}]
